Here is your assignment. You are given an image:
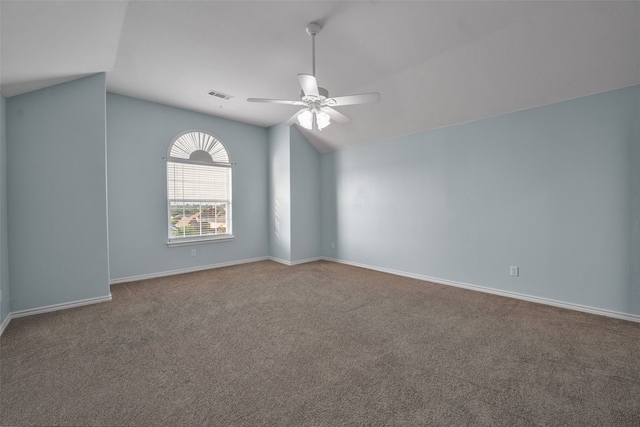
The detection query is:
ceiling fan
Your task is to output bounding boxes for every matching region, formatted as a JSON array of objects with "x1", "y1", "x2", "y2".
[{"x1": 247, "y1": 22, "x2": 381, "y2": 131}]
